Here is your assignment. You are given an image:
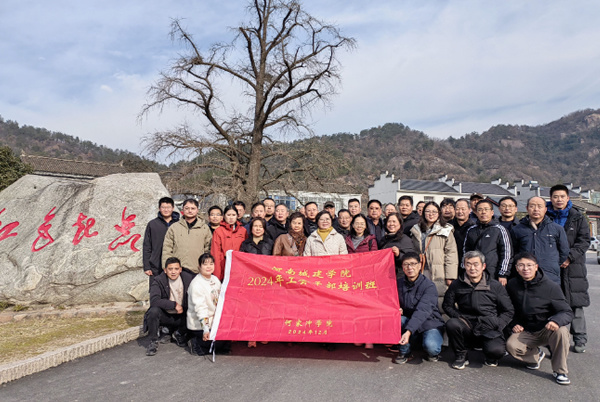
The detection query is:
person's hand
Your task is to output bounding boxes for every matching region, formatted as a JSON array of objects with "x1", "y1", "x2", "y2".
[
  {"x1": 144, "y1": 270, "x2": 153, "y2": 276},
  {"x1": 203, "y1": 332, "x2": 210, "y2": 341},
  {"x1": 499, "y1": 277, "x2": 507, "y2": 286},
  {"x1": 399, "y1": 331, "x2": 412, "y2": 345},
  {"x1": 391, "y1": 246, "x2": 400, "y2": 257},
  {"x1": 175, "y1": 303, "x2": 183, "y2": 314},
  {"x1": 560, "y1": 259, "x2": 571, "y2": 269},
  {"x1": 546, "y1": 321, "x2": 559, "y2": 331},
  {"x1": 512, "y1": 325, "x2": 524, "y2": 333}
]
